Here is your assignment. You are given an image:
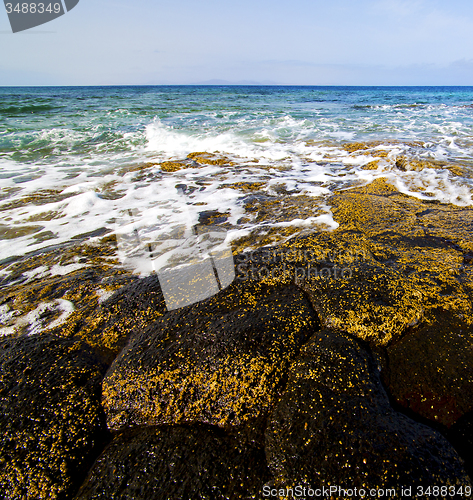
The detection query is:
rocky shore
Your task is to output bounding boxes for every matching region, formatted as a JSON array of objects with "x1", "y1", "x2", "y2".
[{"x1": 1, "y1": 171, "x2": 473, "y2": 498}]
